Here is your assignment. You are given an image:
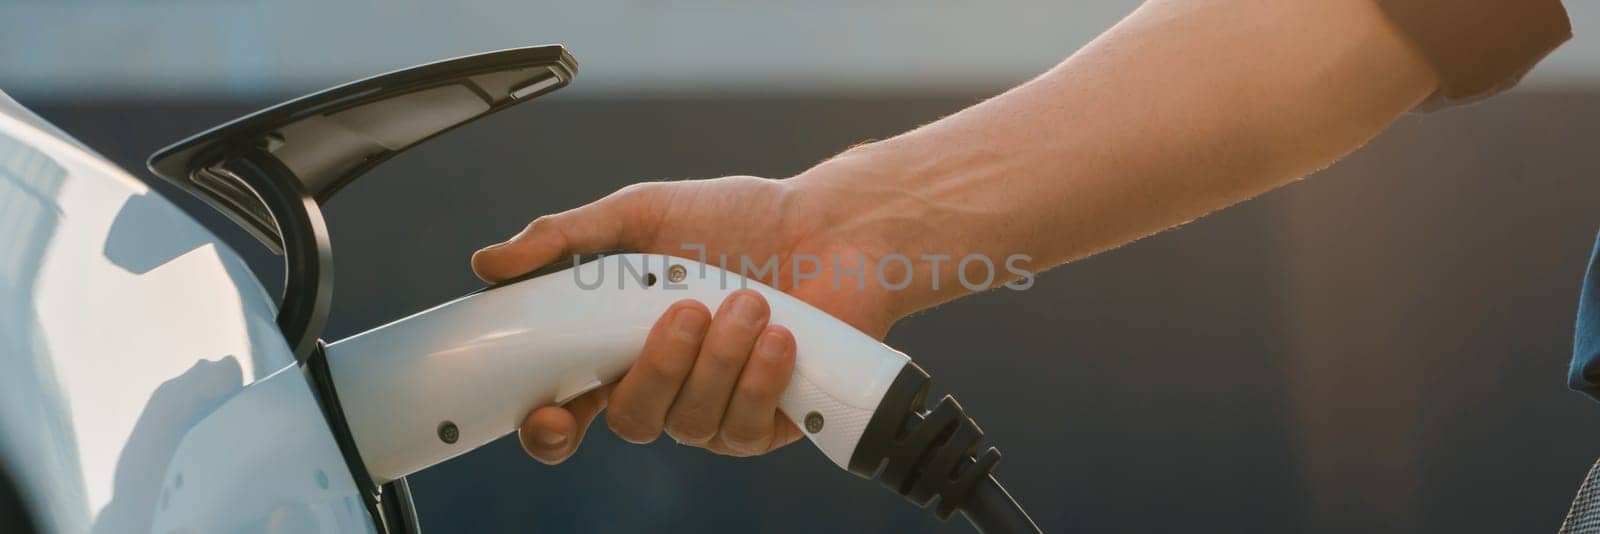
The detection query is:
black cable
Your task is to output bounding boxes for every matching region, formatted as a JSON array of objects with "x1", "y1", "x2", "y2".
[
  {"x1": 960, "y1": 474, "x2": 1040, "y2": 534},
  {"x1": 847, "y1": 363, "x2": 1043, "y2": 533}
]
